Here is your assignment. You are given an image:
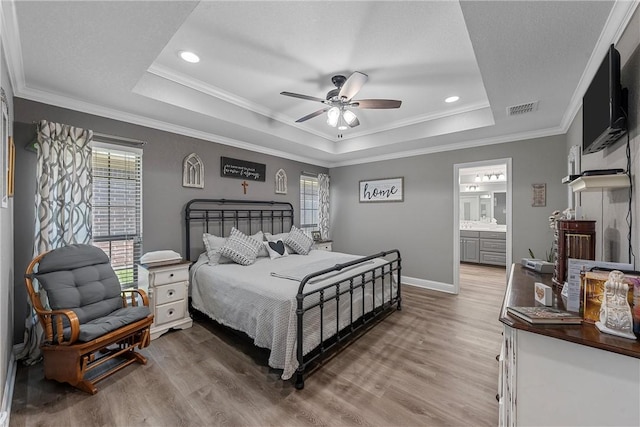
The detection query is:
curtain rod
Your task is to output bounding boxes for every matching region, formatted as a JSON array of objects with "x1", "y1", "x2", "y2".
[{"x1": 93, "y1": 132, "x2": 146, "y2": 147}]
